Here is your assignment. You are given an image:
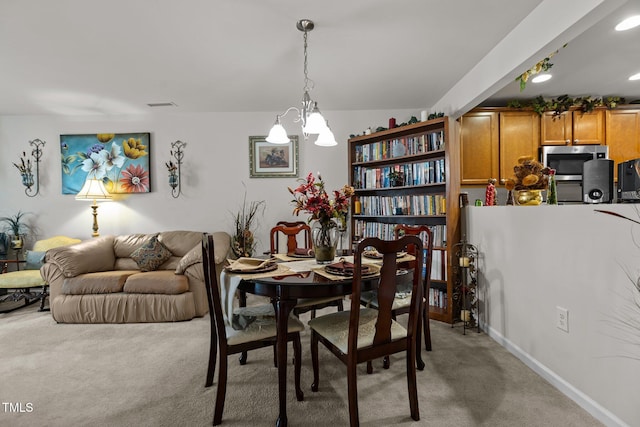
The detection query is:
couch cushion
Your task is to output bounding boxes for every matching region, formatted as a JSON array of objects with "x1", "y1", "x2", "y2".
[
  {"x1": 175, "y1": 244, "x2": 201, "y2": 274},
  {"x1": 45, "y1": 235, "x2": 115, "y2": 277},
  {"x1": 122, "y1": 270, "x2": 189, "y2": 294},
  {"x1": 25, "y1": 250, "x2": 46, "y2": 270},
  {"x1": 61, "y1": 271, "x2": 138, "y2": 295},
  {"x1": 158, "y1": 231, "x2": 202, "y2": 257},
  {"x1": 114, "y1": 234, "x2": 153, "y2": 258},
  {"x1": 130, "y1": 235, "x2": 172, "y2": 272}
]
